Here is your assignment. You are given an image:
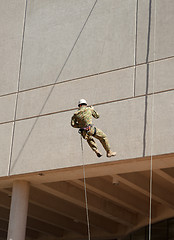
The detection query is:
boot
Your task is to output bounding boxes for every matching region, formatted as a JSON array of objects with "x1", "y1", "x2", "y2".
[
  {"x1": 107, "y1": 150, "x2": 116, "y2": 158},
  {"x1": 95, "y1": 150, "x2": 102, "y2": 158}
]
